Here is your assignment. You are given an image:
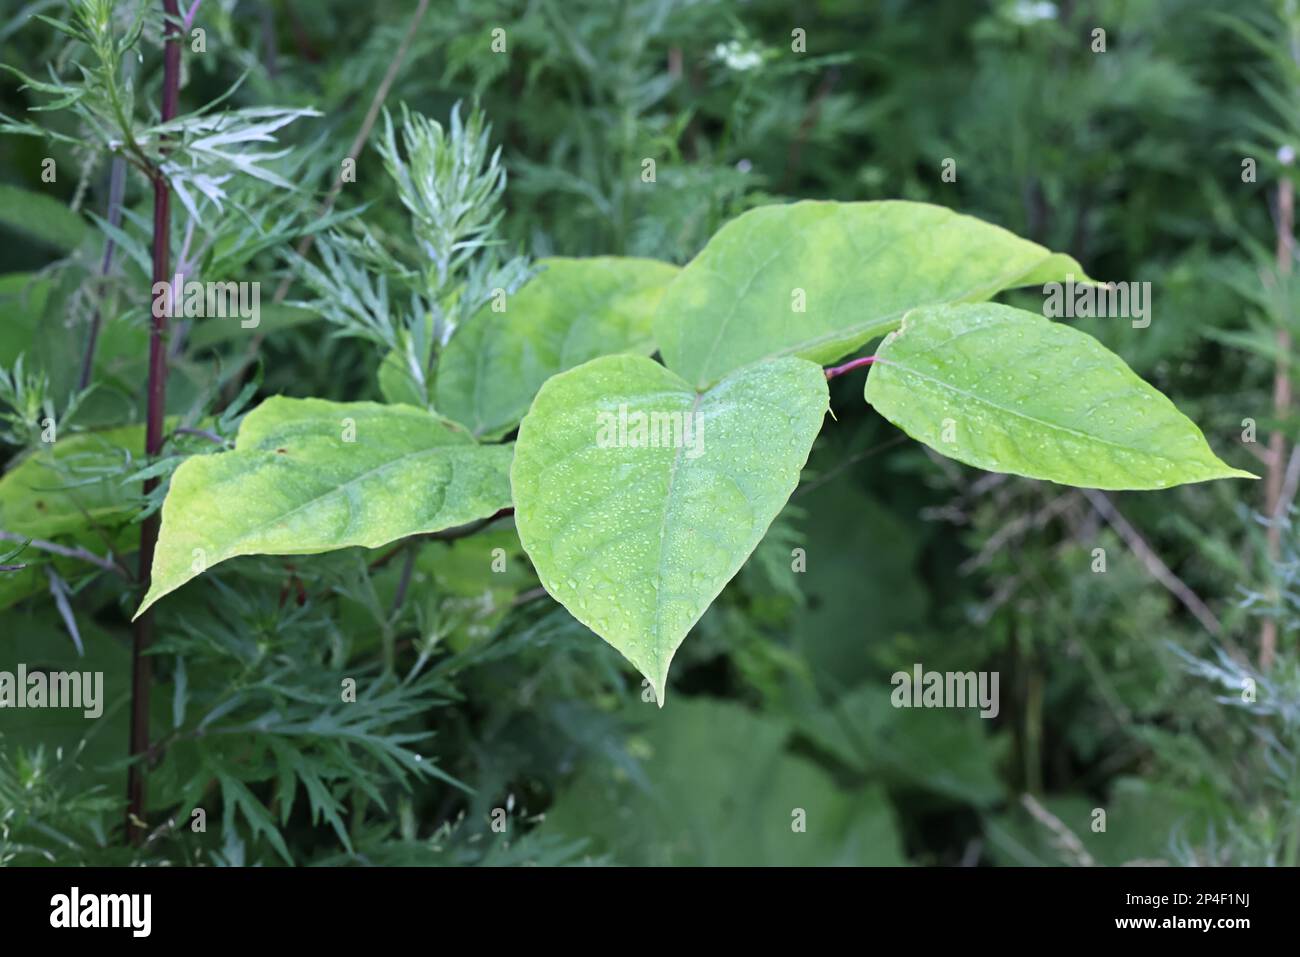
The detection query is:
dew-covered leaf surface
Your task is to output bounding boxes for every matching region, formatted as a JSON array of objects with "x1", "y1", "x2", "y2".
[
  {"x1": 511, "y1": 354, "x2": 829, "y2": 700},
  {"x1": 136, "y1": 397, "x2": 513, "y2": 615},
  {"x1": 655, "y1": 200, "x2": 1088, "y2": 389},
  {"x1": 864, "y1": 303, "x2": 1254, "y2": 489}
]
